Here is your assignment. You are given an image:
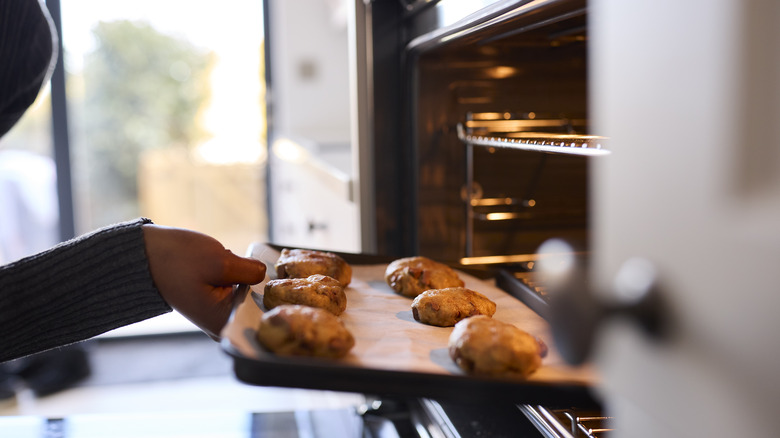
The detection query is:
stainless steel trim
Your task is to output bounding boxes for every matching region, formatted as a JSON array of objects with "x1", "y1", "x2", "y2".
[
  {"x1": 349, "y1": 0, "x2": 378, "y2": 253},
  {"x1": 406, "y1": 0, "x2": 567, "y2": 54},
  {"x1": 519, "y1": 405, "x2": 576, "y2": 438},
  {"x1": 415, "y1": 399, "x2": 462, "y2": 438}
]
